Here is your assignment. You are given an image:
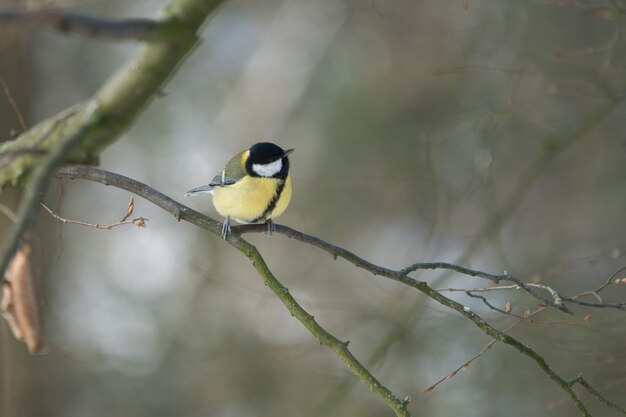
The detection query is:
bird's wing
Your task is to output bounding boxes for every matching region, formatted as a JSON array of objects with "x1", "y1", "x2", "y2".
[
  {"x1": 209, "y1": 169, "x2": 238, "y2": 187},
  {"x1": 185, "y1": 150, "x2": 247, "y2": 196},
  {"x1": 185, "y1": 169, "x2": 237, "y2": 196}
]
